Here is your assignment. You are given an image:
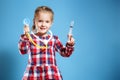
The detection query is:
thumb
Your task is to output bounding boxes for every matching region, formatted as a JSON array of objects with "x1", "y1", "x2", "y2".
[
  {"x1": 24, "y1": 25, "x2": 30, "y2": 33},
  {"x1": 67, "y1": 34, "x2": 72, "y2": 42}
]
